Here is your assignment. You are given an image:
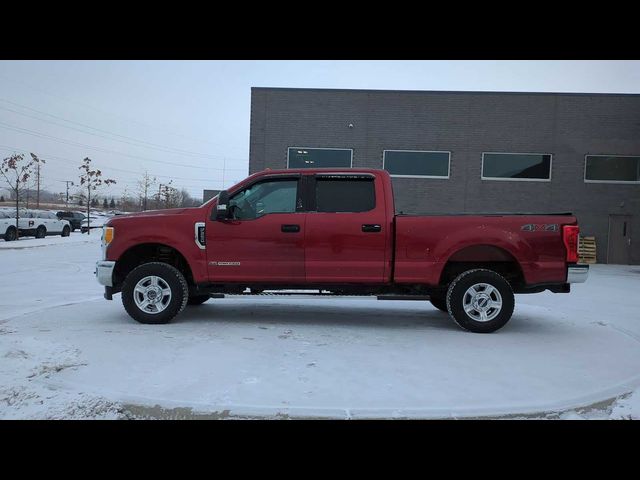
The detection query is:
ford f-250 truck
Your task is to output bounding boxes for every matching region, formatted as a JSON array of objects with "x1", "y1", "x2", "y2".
[{"x1": 95, "y1": 168, "x2": 588, "y2": 333}]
